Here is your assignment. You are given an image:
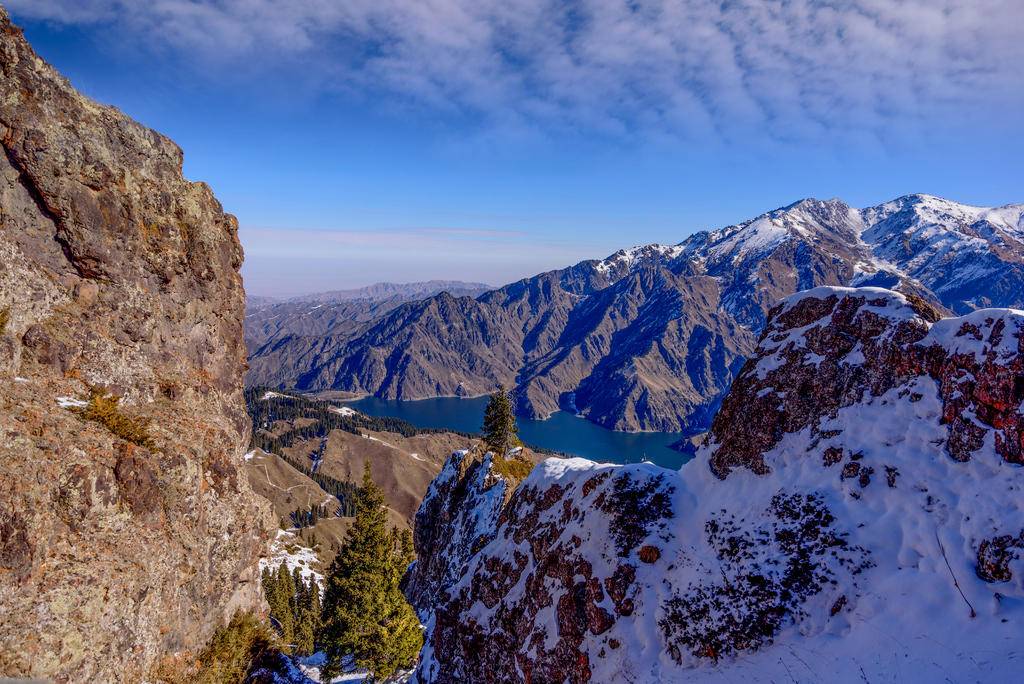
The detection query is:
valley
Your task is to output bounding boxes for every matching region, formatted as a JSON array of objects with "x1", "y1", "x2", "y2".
[
  {"x1": 243, "y1": 389, "x2": 547, "y2": 573},
  {"x1": 246, "y1": 195, "x2": 1024, "y2": 439}
]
